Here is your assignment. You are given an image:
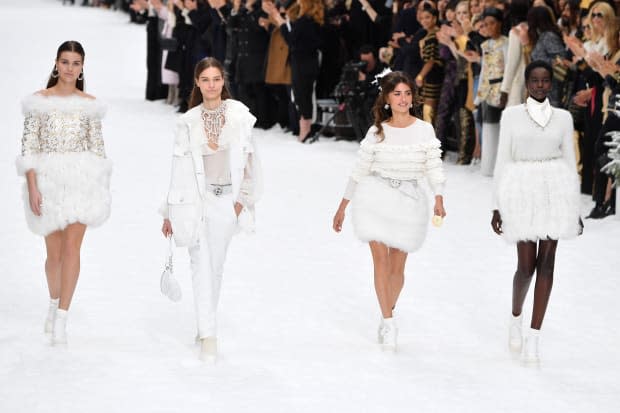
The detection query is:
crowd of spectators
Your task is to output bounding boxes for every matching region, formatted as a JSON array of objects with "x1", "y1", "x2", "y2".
[{"x1": 62, "y1": 0, "x2": 620, "y2": 218}]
